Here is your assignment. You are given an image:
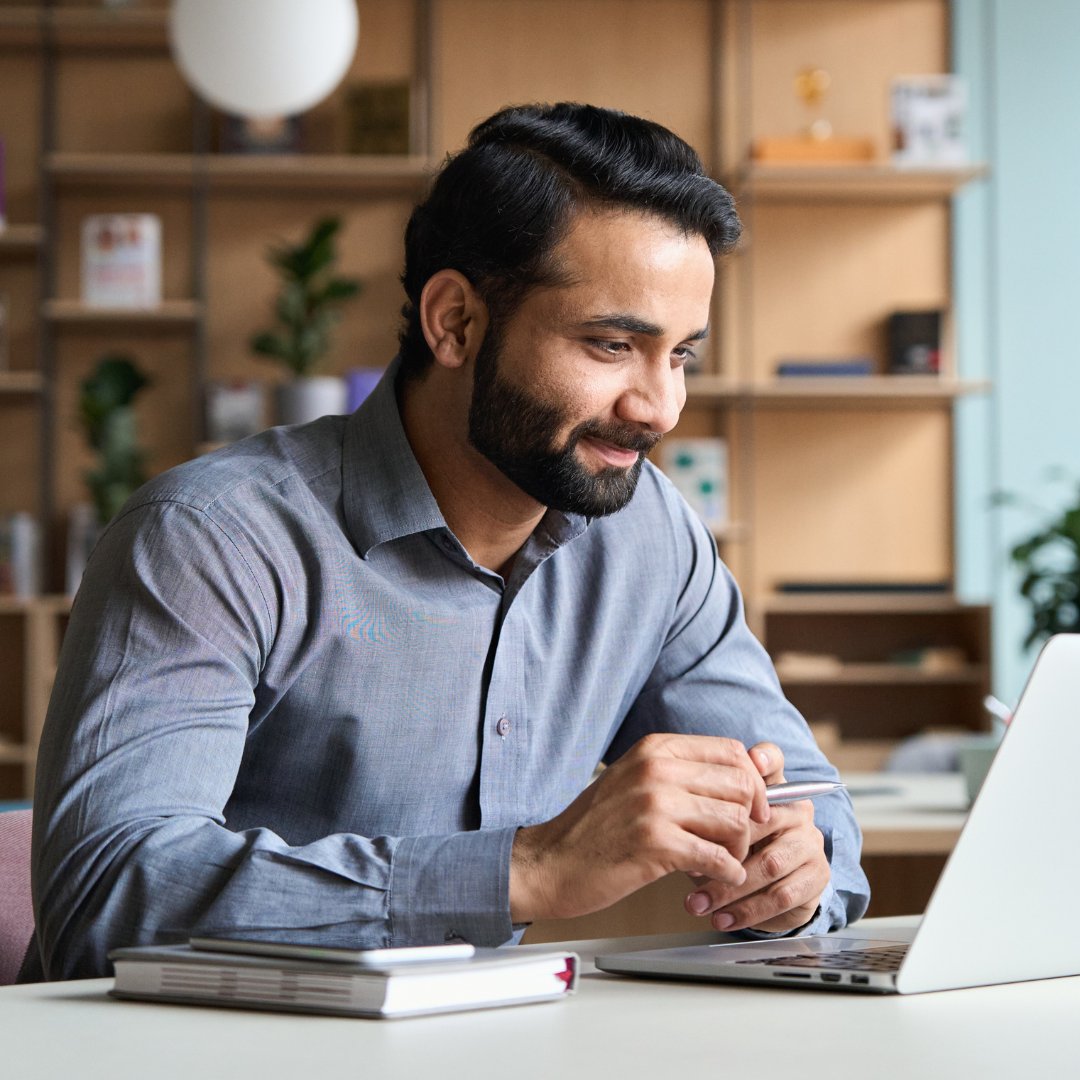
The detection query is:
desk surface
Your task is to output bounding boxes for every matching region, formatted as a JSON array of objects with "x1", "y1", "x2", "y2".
[{"x1": 4, "y1": 918, "x2": 1077, "y2": 1079}]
